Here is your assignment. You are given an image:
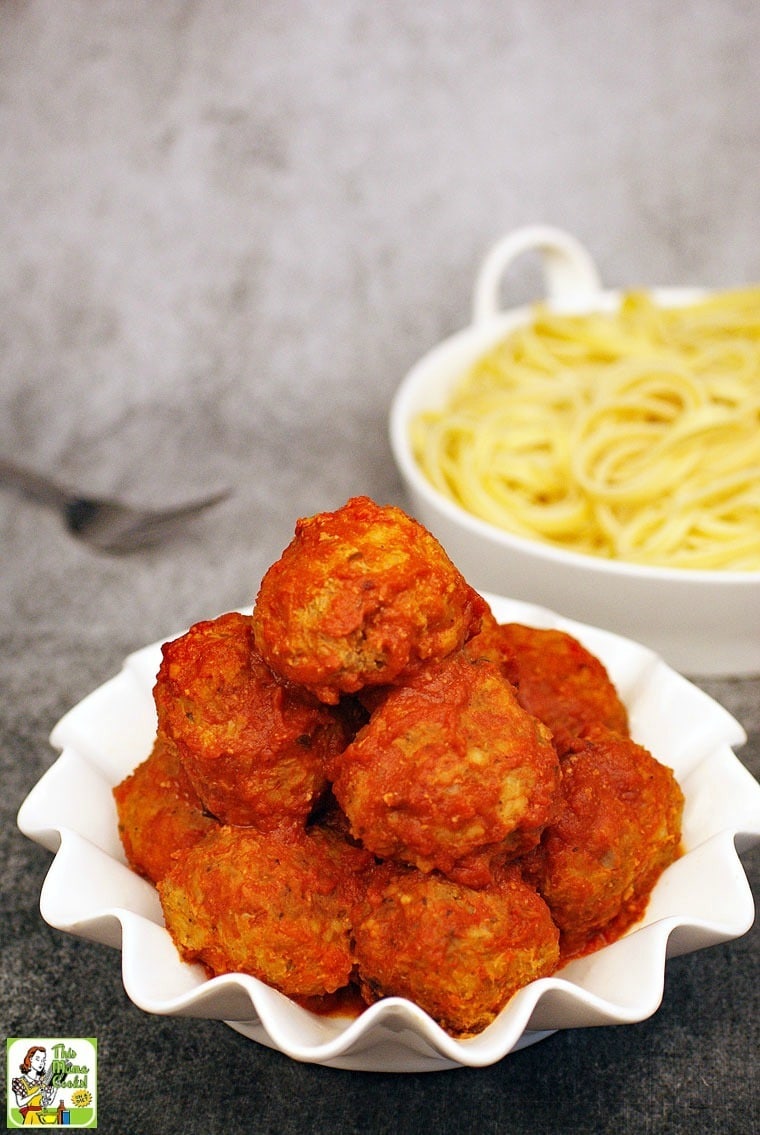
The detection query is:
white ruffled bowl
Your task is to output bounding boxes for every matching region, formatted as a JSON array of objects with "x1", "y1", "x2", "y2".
[
  {"x1": 389, "y1": 225, "x2": 760, "y2": 676},
  {"x1": 17, "y1": 595, "x2": 760, "y2": 1072}
]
